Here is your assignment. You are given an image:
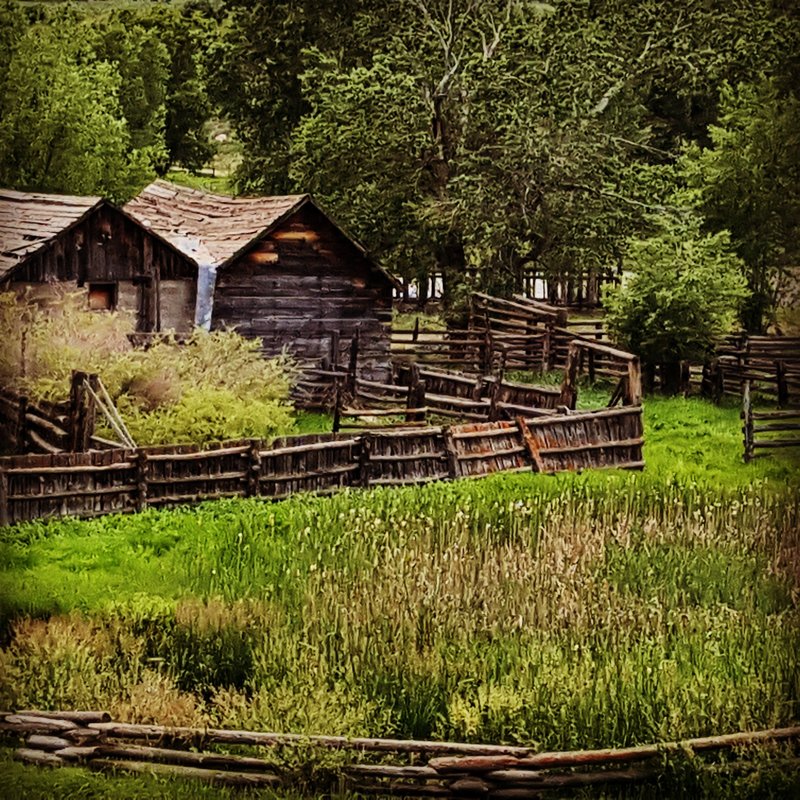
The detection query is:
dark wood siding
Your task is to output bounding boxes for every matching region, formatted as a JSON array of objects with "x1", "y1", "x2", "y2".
[
  {"x1": 4, "y1": 205, "x2": 196, "y2": 333},
  {"x1": 212, "y1": 204, "x2": 392, "y2": 378}
]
